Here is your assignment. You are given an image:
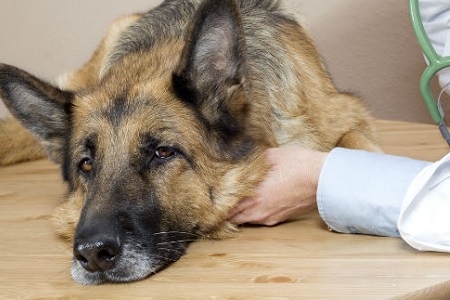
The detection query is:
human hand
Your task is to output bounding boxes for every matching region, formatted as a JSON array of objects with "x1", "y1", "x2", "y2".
[{"x1": 228, "y1": 146, "x2": 328, "y2": 226}]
